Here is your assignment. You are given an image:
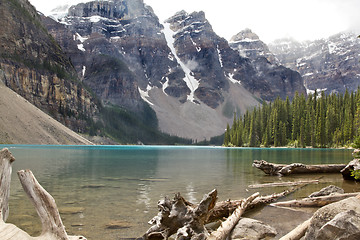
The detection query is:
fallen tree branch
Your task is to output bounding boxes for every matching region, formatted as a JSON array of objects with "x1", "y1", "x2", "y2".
[
  {"x1": 208, "y1": 193, "x2": 259, "y2": 240},
  {"x1": 279, "y1": 218, "x2": 312, "y2": 240},
  {"x1": 271, "y1": 192, "x2": 360, "y2": 208},
  {"x1": 253, "y1": 160, "x2": 346, "y2": 176}
]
